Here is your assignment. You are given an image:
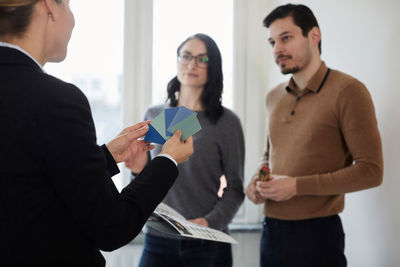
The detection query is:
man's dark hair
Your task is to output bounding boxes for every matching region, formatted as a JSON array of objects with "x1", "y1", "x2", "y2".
[
  {"x1": 263, "y1": 4, "x2": 321, "y2": 54},
  {"x1": 167, "y1": 33, "x2": 224, "y2": 124}
]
